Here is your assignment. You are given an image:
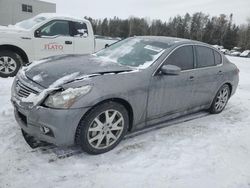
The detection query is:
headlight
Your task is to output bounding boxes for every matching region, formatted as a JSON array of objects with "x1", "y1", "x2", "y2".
[{"x1": 44, "y1": 85, "x2": 92, "y2": 109}]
